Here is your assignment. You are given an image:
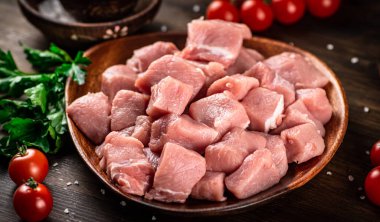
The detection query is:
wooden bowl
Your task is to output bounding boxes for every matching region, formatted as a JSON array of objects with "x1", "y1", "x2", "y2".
[
  {"x1": 18, "y1": 0, "x2": 161, "y2": 49},
  {"x1": 65, "y1": 33, "x2": 349, "y2": 216}
]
